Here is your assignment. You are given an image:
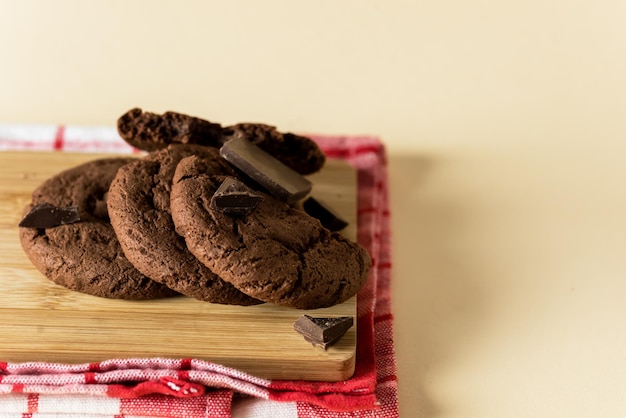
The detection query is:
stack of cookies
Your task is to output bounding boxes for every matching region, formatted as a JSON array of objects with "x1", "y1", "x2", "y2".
[{"x1": 18, "y1": 109, "x2": 371, "y2": 310}]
